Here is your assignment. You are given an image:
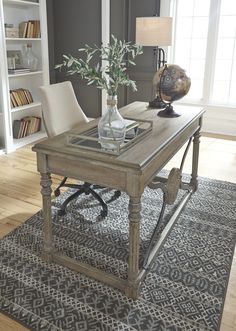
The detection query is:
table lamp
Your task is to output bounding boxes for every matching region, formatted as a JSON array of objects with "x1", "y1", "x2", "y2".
[{"x1": 135, "y1": 16, "x2": 172, "y2": 108}]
